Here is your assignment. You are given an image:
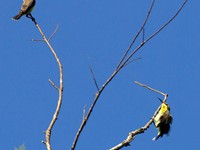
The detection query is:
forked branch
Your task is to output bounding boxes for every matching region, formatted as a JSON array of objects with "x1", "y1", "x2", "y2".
[
  {"x1": 118, "y1": 0, "x2": 188, "y2": 69},
  {"x1": 29, "y1": 16, "x2": 64, "y2": 150},
  {"x1": 116, "y1": 0, "x2": 155, "y2": 69},
  {"x1": 71, "y1": 0, "x2": 187, "y2": 149}
]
